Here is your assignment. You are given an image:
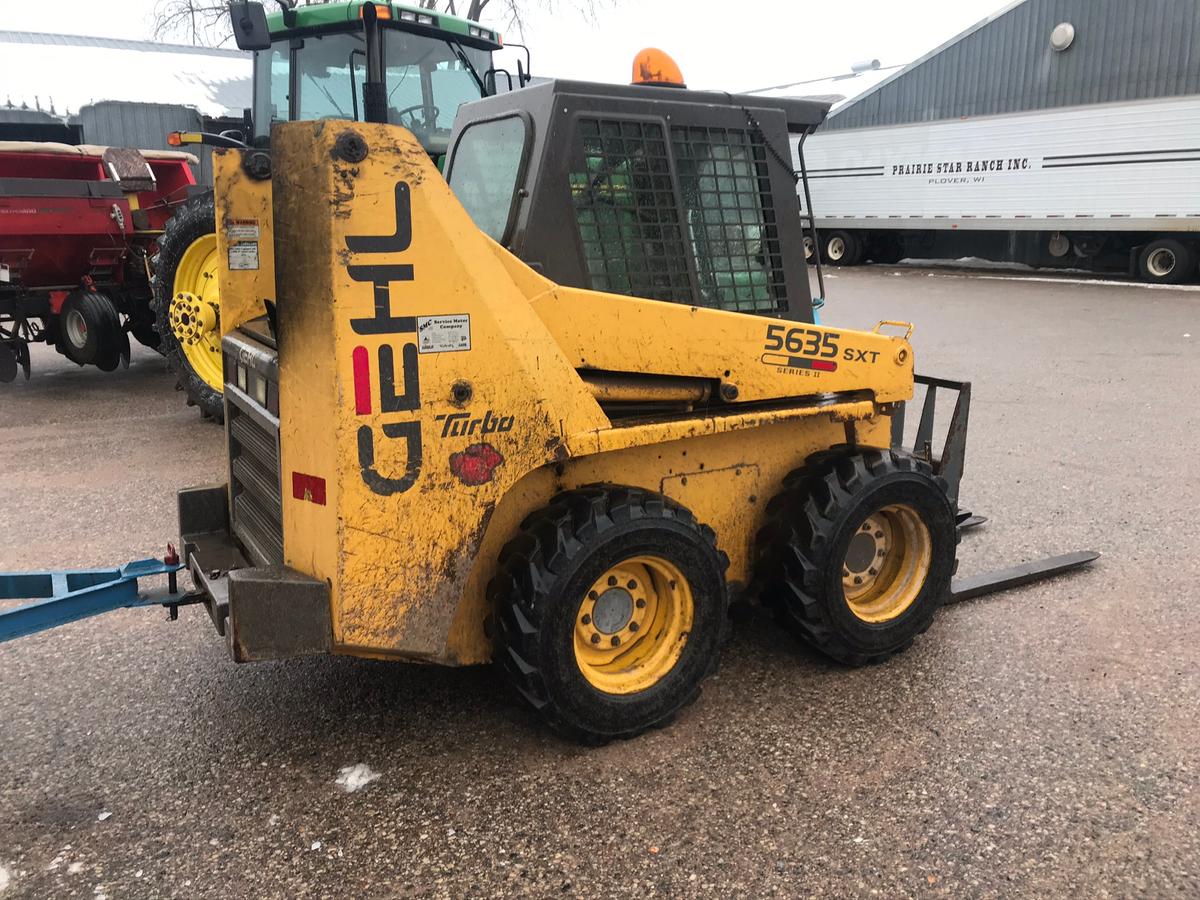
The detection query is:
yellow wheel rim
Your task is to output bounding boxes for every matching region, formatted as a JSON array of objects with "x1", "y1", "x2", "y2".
[
  {"x1": 842, "y1": 503, "x2": 932, "y2": 623},
  {"x1": 169, "y1": 233, "x2": 223, "y2": 391},
  {"x1": 574, "y1": 556, "x2": 694, "y2": 695}
]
